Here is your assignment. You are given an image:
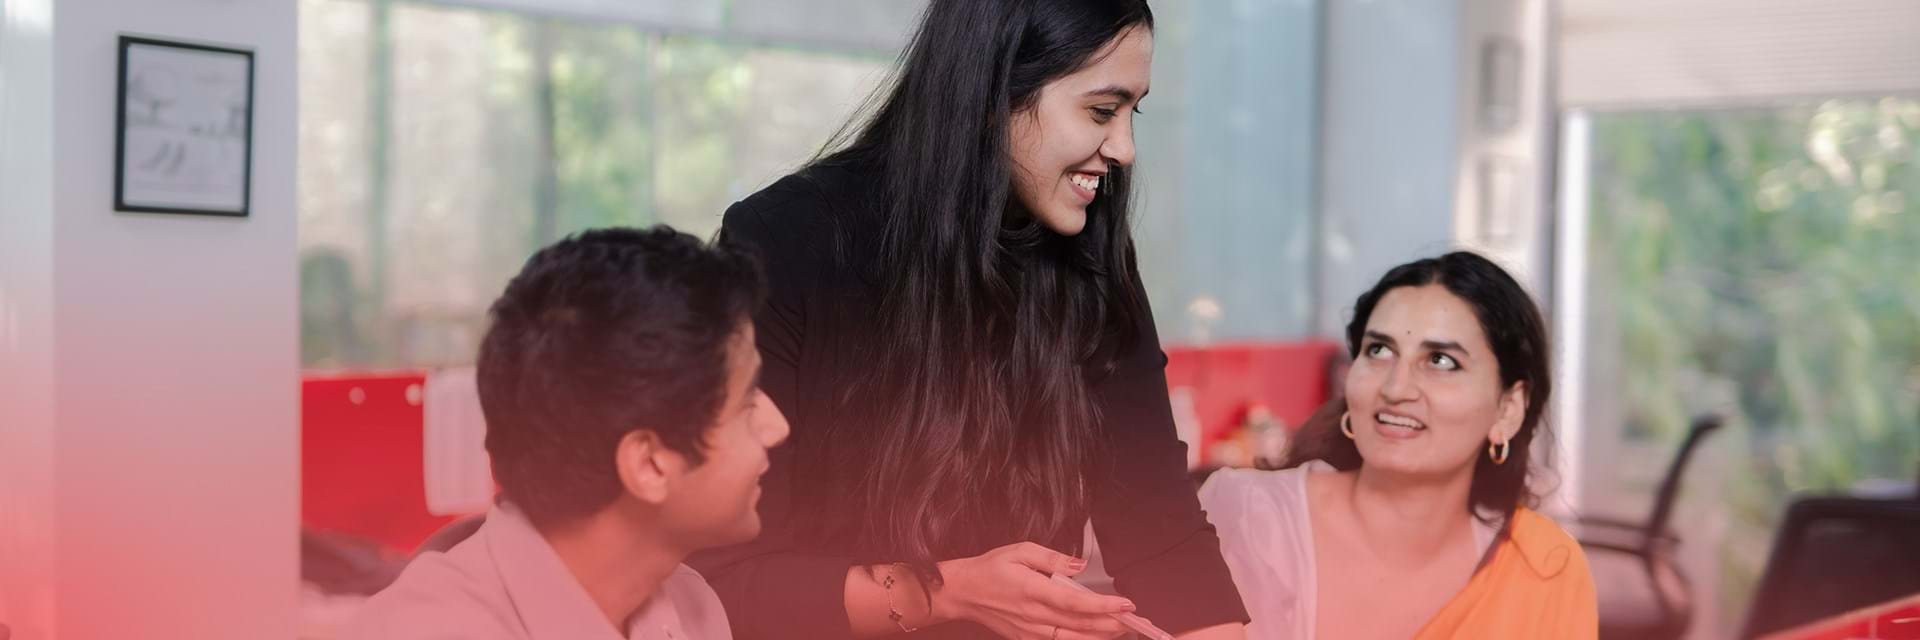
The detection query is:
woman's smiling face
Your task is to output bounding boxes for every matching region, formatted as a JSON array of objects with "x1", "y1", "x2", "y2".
[{"x1": 1008, "y1": 25, "x2": 1152, "y2": 237}]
